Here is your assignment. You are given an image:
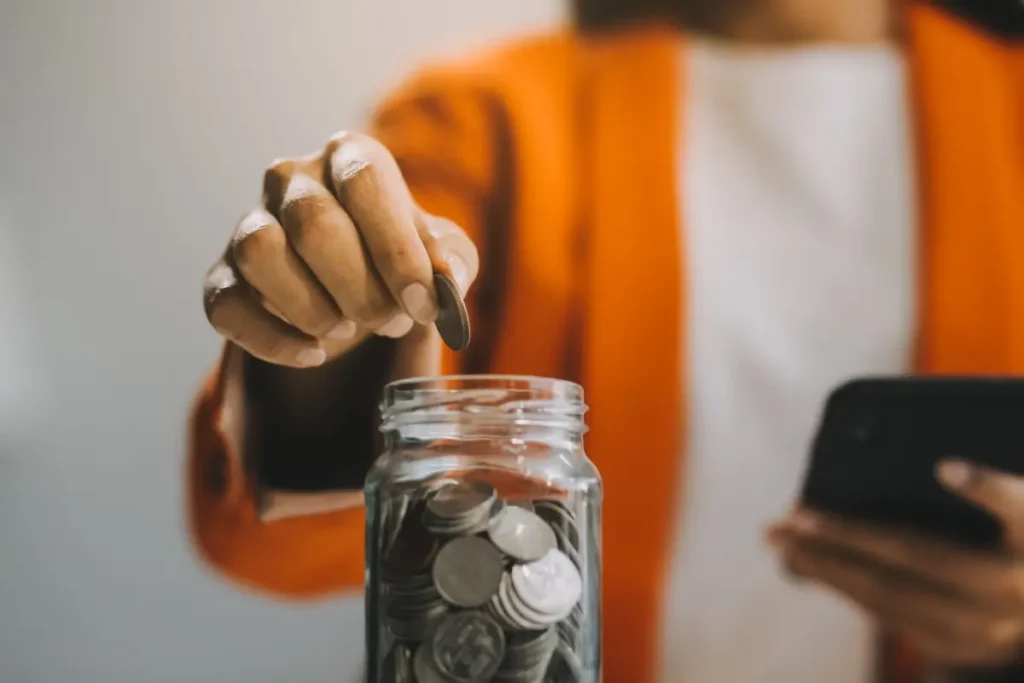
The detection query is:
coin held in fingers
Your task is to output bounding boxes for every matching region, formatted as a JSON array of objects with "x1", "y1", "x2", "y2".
[{"x1": 433, "y1": 271, "x2": 470, "y2": 352}]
